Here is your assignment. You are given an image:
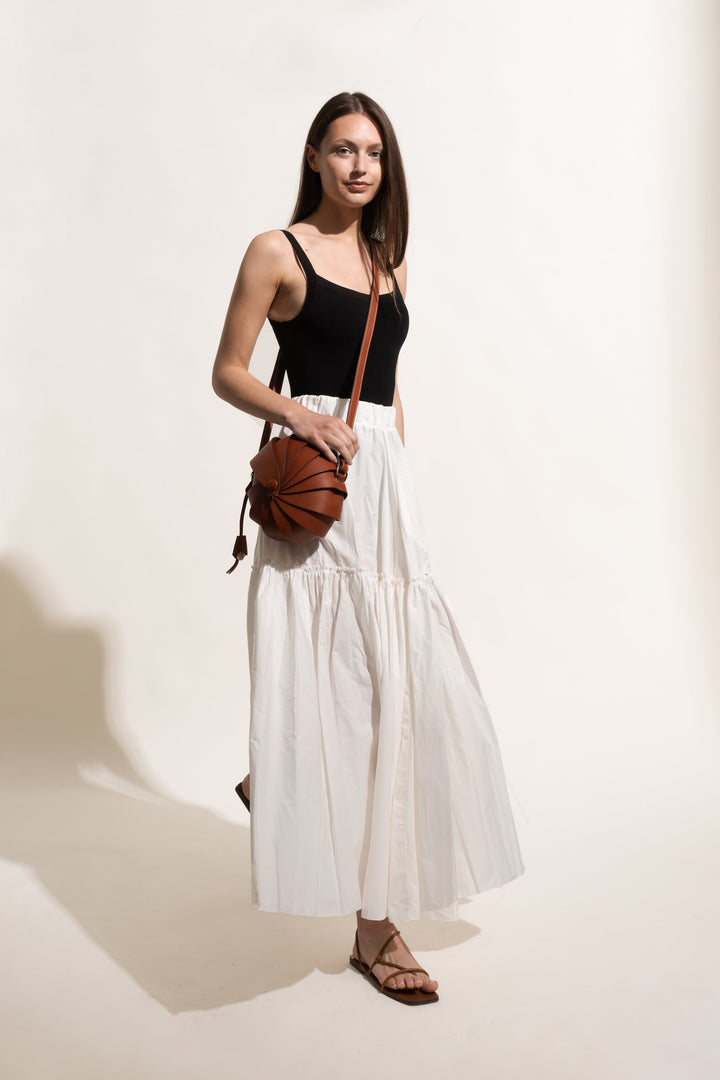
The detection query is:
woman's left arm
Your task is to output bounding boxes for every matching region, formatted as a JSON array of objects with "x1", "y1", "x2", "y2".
[{"x1": 393, "y1": 257, "x2": 408, "y2": 446}]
